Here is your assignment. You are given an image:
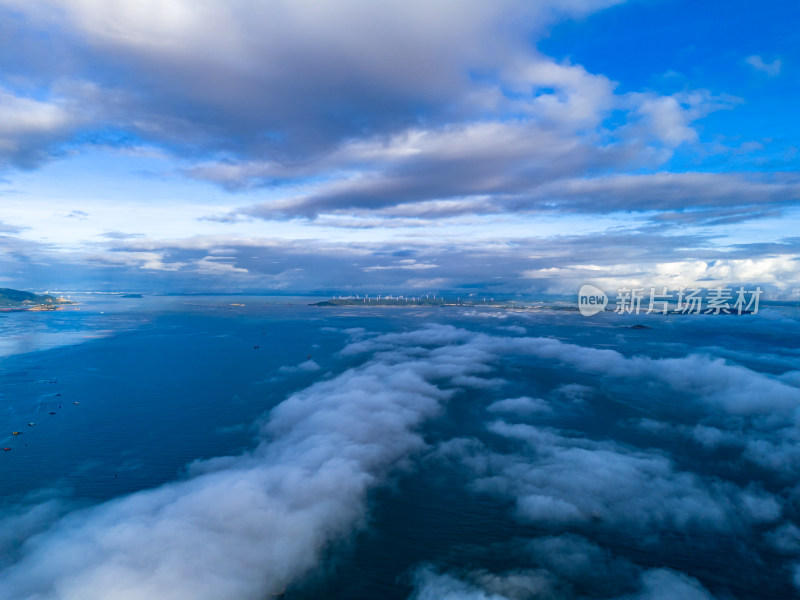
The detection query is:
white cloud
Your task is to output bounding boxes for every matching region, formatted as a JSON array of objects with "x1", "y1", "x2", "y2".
[
  {"x1": 411, "y1": 560, "x2": 716, "y2": 600},
  {"x1": 746, "y1": 55, "x2": 782, "y2": 76},
  {"x1": 522, "y1": 254, "x2": 800, "y2": 294},
  {"x1": 278, "y1": 359, "x2": 321, "y2": 374},
  {"x1": 444, "y1": 421, "x2": 780, "y2": 532},
  {"x1": 487, "y1": 396, "x2": 551, "y2": 415}
]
